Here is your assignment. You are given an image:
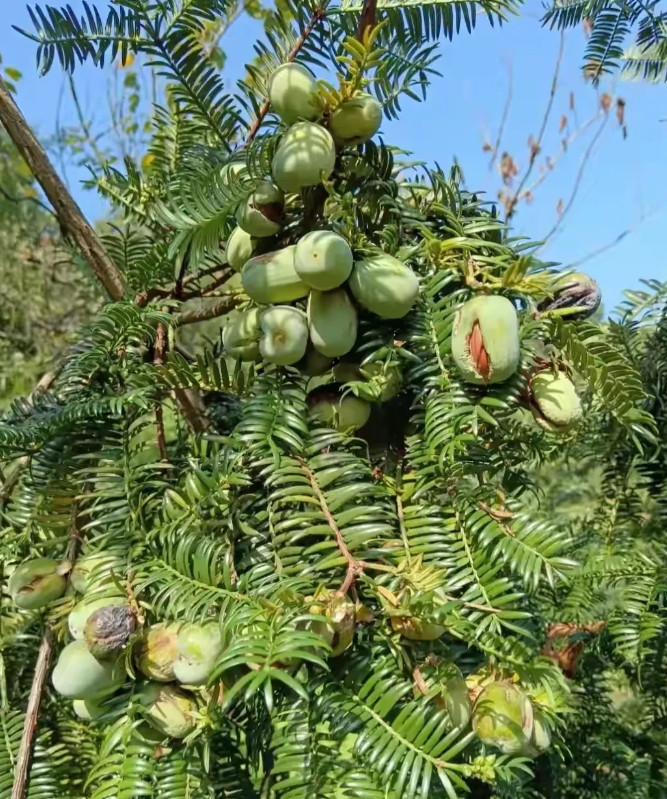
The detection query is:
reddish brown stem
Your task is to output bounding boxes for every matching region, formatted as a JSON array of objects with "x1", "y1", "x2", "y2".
[{"x1": 244, "y1": 6, "x2": 327, "y2": 146}]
